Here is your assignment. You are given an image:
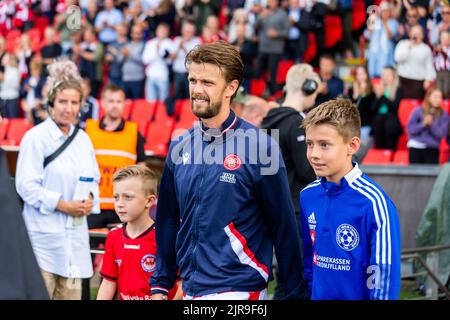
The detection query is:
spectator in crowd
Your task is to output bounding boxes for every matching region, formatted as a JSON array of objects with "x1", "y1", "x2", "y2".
[
  {"x1": 78, "y1": 27, "x2": 104, "y2": 98},
  {"x1": 429, "y1": 4, "x2": 450, "y2": 46},
  {"x1": 16, "y1": 34, "x2": 34, "y2": 79},
  {"x1": 20, "y1": 59, "x2": 46, "y2": 125},
  {"x1": 231, "y1": 19, "x2": 257, "y2": 93},
  {"x1": 433, "y1": 31, "x2": 450, "y2": 98},
  {"x1": 105, "y1": 23, "x2": 128, "y2": 88},
  {"x1": 122, "y1": 25, "x2": 146, "y2": 99},
  {"x1": 227, "y1": 8, "x2": 254, "y2": 44},
  {"x1": 66, "y1": 30, "x2": 84, "y2": 66},
  {"x1": 261, "y1": 63, "x2": 319, "y2": 300},
  {"x1": 125, "y1": 0, "x2": 147, "y2": 38},
  {"x1": 347, "y1": 65, "x2": 375, "y2": 161},
  {"x1": 0, "y1": 53, "x2": 21, "y2": 118},
  {"x1": 0, "y1": 37, "x2": 6, "y2": 74},
  {"x1": 407, "y1": 88, "x2": 450, "y2": 164},
  {"x1": 55, "y1": 0, "x2": 79, "y2": 54},
  {"x1": 309, "y1": 0, "x2": 328, "y2": 65},
  {"x1": 394, "y1": 24, "x2": 436, "y2": 99},
  {"x1": 142, "y1": 0, "x2": 177, "y2": 37},
  {"x1": 165, "y1": 19, "x2": 201, "y2": 115},
  {"x1": 142, "y1": 22, "x2": 174, "y2": 102},
  {"x1": 397, "y1": 6, "x2": 423, "y2": 41},
  {"x1": 372, "y1": 66, "x2": 403, "y2": 151},
  {"x1": 192, "y1": 0, "x2": 221, "y2": 35},
  {"x1": 78, "y1": 78, "x2": 100, "y2": 129},
  {"x1": 365, "y1": 1, "x2": 398, "y2": 78},
  {"x1": 95, "y1": 0, "x2": 124, "y2": 46},
  {"x1": 284, "y1": 0, "x2": 304, "y2": 62},
  {"x1": 338, "y1": 0, "x2": 354, "y2": 58},
  {"x1": 15, "y1": 59, "x2": 100, "y2": 300},
  {"x1": 222, "y1": 0, "x2": 246, "y2": 24},
  {"x1": 254, "y1": 0, "x2": 290, "y2": 97},
  {"x1": 316, "y1": 54, "x2": 344, "y2": 105},
  {"x1": 85, "y1": 83, "x2": 146, "y2": 231},
  {"x1": 40, "y1": 27, "x2": 63, "y2": 77},
  {"x1": 84, "y1": 0, "x2": 100, "y2": 27},
  {"x1": 201, "y1": 15, "x2": 228, "y2": 43},
  {"x1": 240, "y1": 102, "x2": 267, "y2": 127}
]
